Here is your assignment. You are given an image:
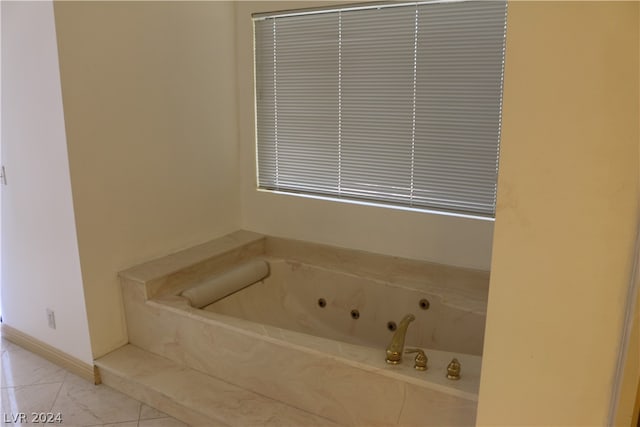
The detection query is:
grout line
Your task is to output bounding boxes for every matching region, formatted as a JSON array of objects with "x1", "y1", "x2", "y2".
[
  {"x1": 3, "y1": 342, "x2": 183, "y2": 426},
  {"x1": 2, "y1": 340, "x2": 151, "y2": 427},
  {"x1": 137, "y1": 400, "x2": 143, "y2": 426},
  {"x1": 48, "y1": 379, "x2": 65, "y2": 412},
  {"x1": 1, "y1": 382, "x2": 65, "y2": 391}
]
